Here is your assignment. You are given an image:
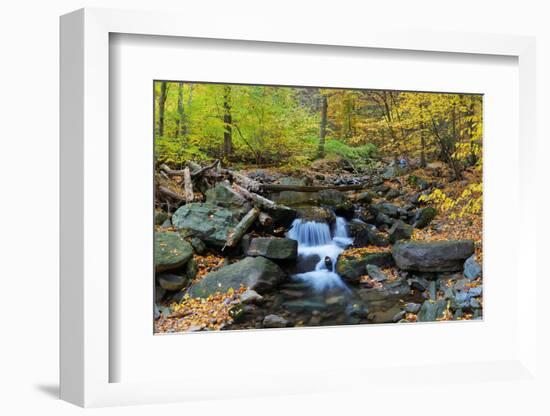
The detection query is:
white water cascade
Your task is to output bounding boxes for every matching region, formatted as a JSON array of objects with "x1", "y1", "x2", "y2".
[{"x1": 287, "y1": 217, "x2": 353, "y2": 291}]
